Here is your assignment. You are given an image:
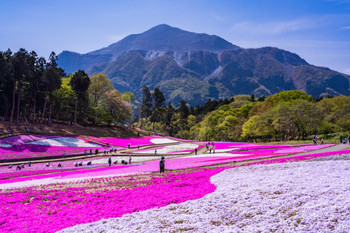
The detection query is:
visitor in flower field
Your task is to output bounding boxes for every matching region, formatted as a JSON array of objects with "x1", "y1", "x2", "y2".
[
  {"x1": 108, "y1": 157, "x2": 112, "y2": 166},
  {"x1": 160, "y1": 156, "x2": 165, "y2": 173},
  {"x1": 128, "y1": 143, "x2": 131, "y2": 149},
  {"x1": 129, "y1": 155, "x2": 132, "y2": 164},
  {"x1": 28, "y1": 161, "x2": 31, "y2": 167}
]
